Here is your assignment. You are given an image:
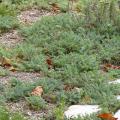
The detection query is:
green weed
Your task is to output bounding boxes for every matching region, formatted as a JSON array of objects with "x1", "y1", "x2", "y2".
[{"x1": 26, "y1": 96, "x2": 46, "y2": 110}]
